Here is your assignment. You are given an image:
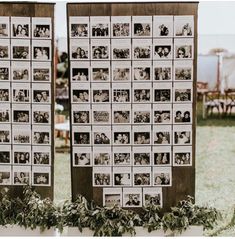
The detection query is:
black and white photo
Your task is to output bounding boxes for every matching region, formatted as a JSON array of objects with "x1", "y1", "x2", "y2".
[
  {"x1": 0, "y1": 17, "x2": 9, "y2": 37},
  {"x1": 113, "y1": 167, "x2": 131, "y2": 186},
  {"x1": 133, "y1": 111, "x2": 150, "y2": 124},
  {"x1": 143, "y1": 188, "x2": 162, "y2": 207},
  {"x1": 13, "y1": 166, "x2": 30, "y2": 185},
  {"x1": 73, "y1": 146, "x2": 91, "y2": 166},
  {"x1": 133, "y1": 16, "x2": 152, "y2": 37},
  {"x1": 0, "y1": 124, "x2": 10, "y2": 143},
  {"x1": 123, "y1": 188, "x2": 142, "y2": 207},
  {"x1": 93, "y1": 104, "x2": 110, "y2": 124},
  {"x1": 174, "y1": 89, "x2": 192, "y2": 102},
  {"x1": 153, "y1": 104, "x2": 171, "y2": 124},
  {"x1": 153, "y1": 167, "x2": 172, "y2": 186},
  {"x1": 73, "y1": 111, "x2": 89, "y2": 124},
  {"x1": 13, "y1": 125, "x2": 30, "y2": 144},
  {"x1": 12, "y1": 63, "x2": 30, "y2": 81},
  {"x1": 73, "y1": 127, "x2": 90, "y2": 145},
  {"x1": 174, "y1": 110, "x2": 191, "y2": 123},
  {"x1": 174, "y1": 16, "x2": 194, "y2": 37},
  {"x1": 92, "y1": 45, "x2": 109, "y2": 60},
  {"x1": 113, "y1": 109, "x2": 130, "y2": 124},
  {"x1": 33, "y1": 46, "x2": 50, "y2": 60},
  {"x1": 112, "y1": 39, "x2": 131, "y2": 60},
  {"x1": 153, "y1": 16, "x2": 173, "y2": 37},
  {"x1": 70, "y1": 16, "x2": 89, "y2": 38},
  {"x1": 133, "y1": 167, "x2": 151, "y2": 186},
  {"x1": 11, "y1": 17, "x2": 30, "y2": 38},
  {"x1": 133, "y1": 39, "x2": 152, "y2": 59},
  {"x1": 13, "y1": 150, "x2": 30, "y2": 165},
  {"x1": 93, "y1": 89, "x2": 109, "y2": 102},
  {"x1": 154, "y1": 61, "x2": 172, "y2": 81},
  {"x1": 0, "y1": 87, "x2": 9, "y2": 102},
  {"x1": 134, "y1": 132, "x2": 150, "y2": 145},
  {"x1": 33, "y1": 110, "x2": 50, "y2": 124},
  {"x1": 133, "y1": 66, "x2": 151, "y2": 81},
  {"x1": 113, "y1": 89, "x2": 130, "y2": 103},
  {"x1": 154, "y1": 151, "x2": 171, "y2": 166},
  {"x1": 0, "y1": 106, "x2": 10, "y2": 123},
  {"x1": 70, "y1": 39, "x2": 89, "y2": 60},
  {"x1": 90, "y1": 17, "x2": 110, "y2": 37},
  {"x1": 12, "y1": 87, "x2": 30, "y2": 103},
  {"x1": 112, "y1": 22, "x2": 130, "y2": 37},
  {"x1": 0, "y1": 146, "x2": 10, "y2": 164},
  {"x1": 72, "y1": 89, "x2": 89, "y2": 103},
  {"x1": 174, "y1": 39, "x2": 193, "y2": 59},
  {"x1": 93, "y1": 167, "x2": 111, "y2": 186},
  {"x1": 12, "y1": 40, "x2": 30, "y2": 60},
  {"x1": 32, "y1": 17, "x2": 51, "y2": 39},
  {"x1": 174, "y1": 60, "x2": 193, "y2": 81},
  {"x1": 33, "y1": 89, "x2": 50, "y2": 103},
  {"x1": 103, "y1": 188, "x2": 122, "y2": 207},
  {"x1": 133, "y1": 148, "x2": 151, "y2": 165},
  {"x1": 92, "y1": 67, "x2": 109, "y2": 81},
  {"x1": 94, "y1": 132, "x2": 110, "y2": 144},
  {"x1": 153, "y1": 125, "x2": 171, "y2": 145},
  {"x1": 94, "y1": 152, "x2": 111, "y2": 165},
  {"x1": 173, "y1": 146, "x2": 192, "y2": 166},
  {"x1": 0, "y1": 62, "x2": 9, "y2": 81},
  {"x1": 13, "y1": 109, "x2": 30, "y2": 123},
  {"x1": 113, "y1": 132, "x2": 130, "y2": 145},
  {"x1": 112, "y1": 61, "x2": 131, "y2": 81},
  {"x1": 33, "y1": 131, "x2": 50, "y2": 145},
  {"x1": 153, "y1": 39, "x2": 172, "y2": 60},
  {"x1": 113, "y1": 147, "x2": 131, "y2": 165},
  {"x1": 32, "y1": 167, "x2": 50, "y2": 186},
  {"x1": 0, "y1": 167, "x2": 11, "y2": 185},
  {"x1": 174, "y1": 131, "x2": 191, "y2": 145},
  {"x1": 133, "y1": 88, "x2": 151, "y2": 103},
  {"x1": 33, "y1": 151, "x2": 50, "y2": 165},
  {"x1": 32, "y1": 63, "x2": 51, "y2": 82}
]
